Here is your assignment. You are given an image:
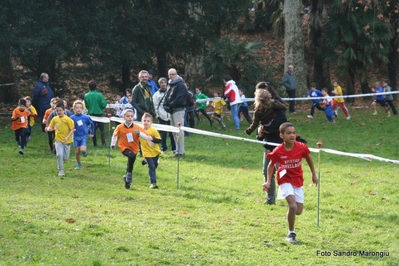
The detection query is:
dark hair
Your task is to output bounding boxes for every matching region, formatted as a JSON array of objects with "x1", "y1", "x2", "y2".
[
  {"x1": 77, "y1": 93, "x2": 84, "y2": 100},
  {"x1": 384, "y1": 79, "x2": 390, "y2": 85},
  {"x1": 89, "y1": 80, "x2": 97, "y2": 90},
  {"x1": 222, "y1": 75, "x2": 232, "y2": 82},
  {"x1": 255, "y1": 82, "x2": 269, "y2": 89},
  {"x1": 310, "y1": 83, "x2": 316, "y2": 88},
  {"x1": 279, "y1": 122, "x2": 294, "y2": 134},
  {"x1": 55, "y1": 102, "x2": 65, "y2": 110}
]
